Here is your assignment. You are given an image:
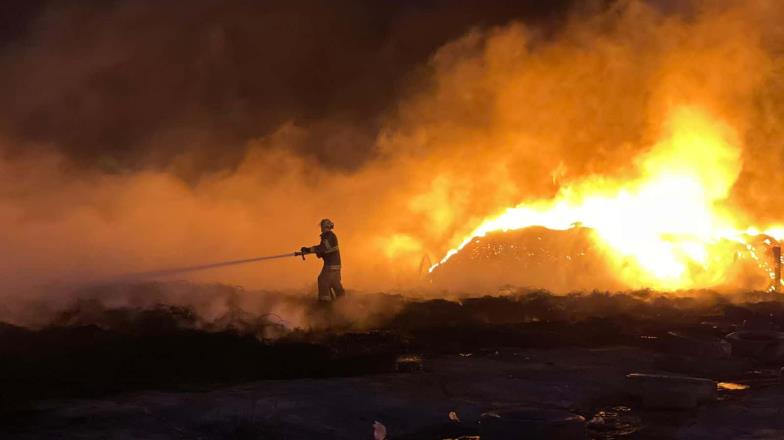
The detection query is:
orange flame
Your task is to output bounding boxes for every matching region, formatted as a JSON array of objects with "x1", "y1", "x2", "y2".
[{"x1": 429, "y1": 107, "x2": 783, "y2": 290}]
